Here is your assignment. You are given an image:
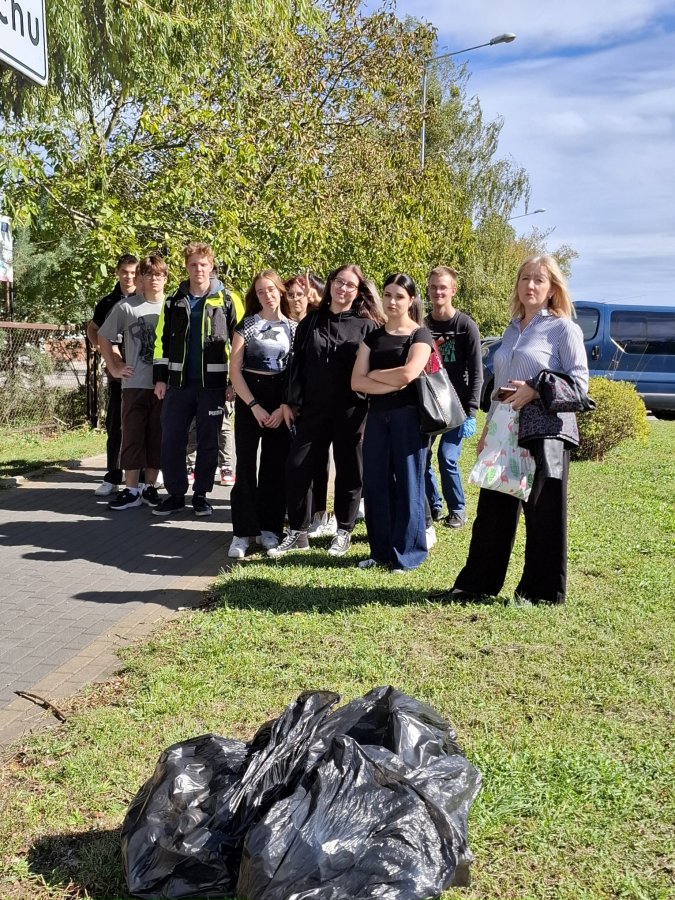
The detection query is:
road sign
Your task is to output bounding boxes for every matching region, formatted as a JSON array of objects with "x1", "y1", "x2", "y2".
[
  {"x1": 0, "y1": 217, "x2": 12, "y2": 283},
  {"x1": 0, "y1": 0, "x2": 48, "y2": 86}
]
